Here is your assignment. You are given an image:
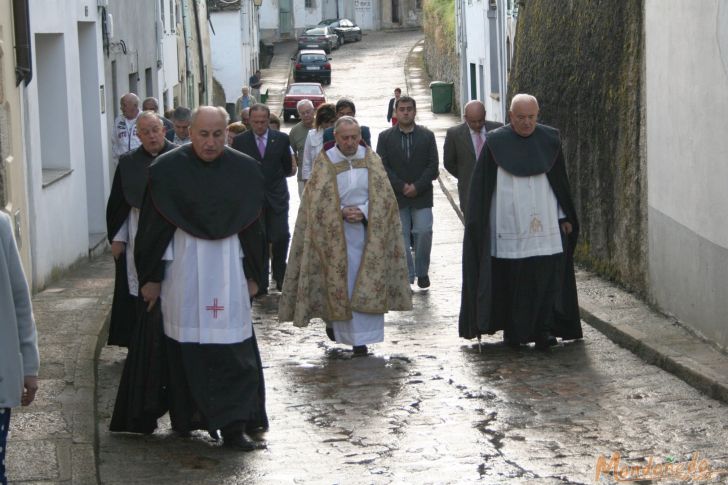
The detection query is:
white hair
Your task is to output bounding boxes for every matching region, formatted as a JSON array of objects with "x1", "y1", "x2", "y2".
[
  {"x1": 509, "y1": 93, "x2": 539, "y2": 111},
  {"x1": 297, "y1": 99, "x2": 315, "y2": 111}
]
